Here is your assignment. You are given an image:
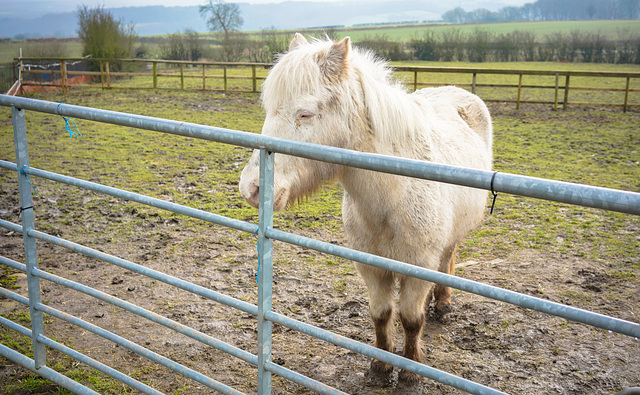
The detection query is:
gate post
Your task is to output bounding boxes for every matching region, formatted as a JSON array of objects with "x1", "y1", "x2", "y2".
[
  {"x1": 257, "y1": 148, "x2": 274, "y2": 394},
  {"x1": 12, "y1": 105, "x2": 46, "y2": 369}
]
